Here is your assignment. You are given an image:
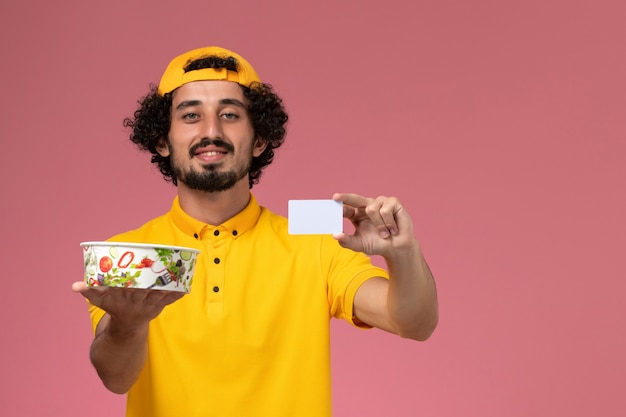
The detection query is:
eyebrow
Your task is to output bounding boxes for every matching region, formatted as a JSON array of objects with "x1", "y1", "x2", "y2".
[
  {"x1": 175, "y1": 100, "x2": 202, "y2": 110},
  {"x1": 220, "y1": 98, "x2": 246, "y2": 108},
  {"x1": 174, "y1": 98, "x2": 246, "y2": 111}
]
